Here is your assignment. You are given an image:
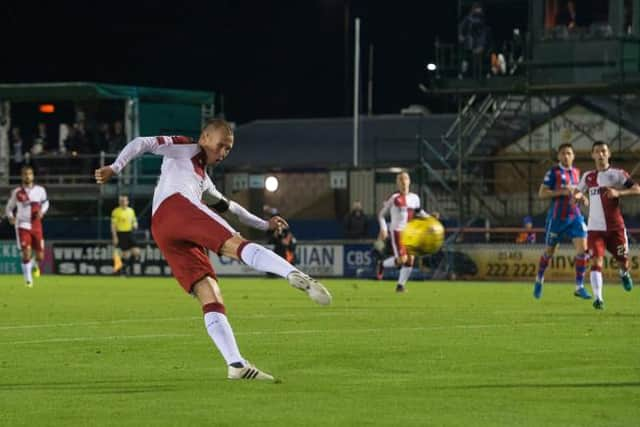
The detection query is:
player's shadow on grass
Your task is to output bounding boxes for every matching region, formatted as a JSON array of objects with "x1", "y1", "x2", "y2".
[{"x1": 436, "y1": 381, "x2": 640, "y2": 390}]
